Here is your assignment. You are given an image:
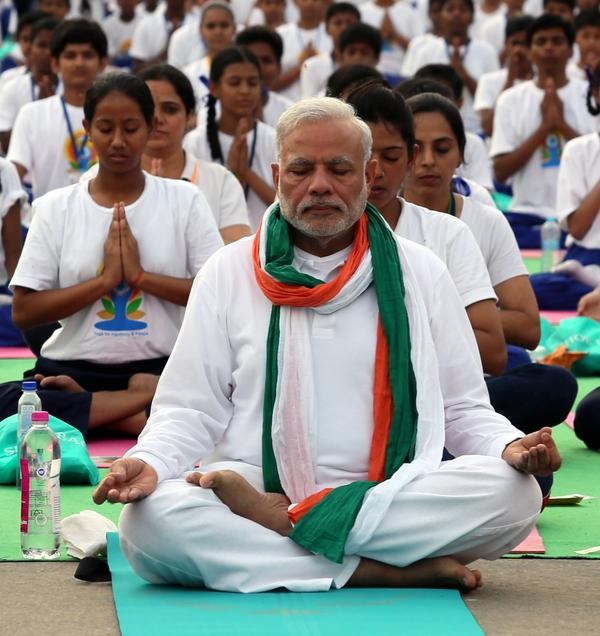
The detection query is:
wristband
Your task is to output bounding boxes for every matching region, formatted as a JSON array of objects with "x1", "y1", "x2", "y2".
[{"x1": 131, "y1": 268, "x2": 145, "y2": 288}]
